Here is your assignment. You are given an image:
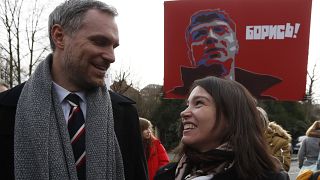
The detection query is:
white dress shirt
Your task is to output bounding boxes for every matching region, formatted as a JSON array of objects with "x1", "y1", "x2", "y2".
[{"x1": 52, "y1": 82, "x2": 87, "y2": 122}]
